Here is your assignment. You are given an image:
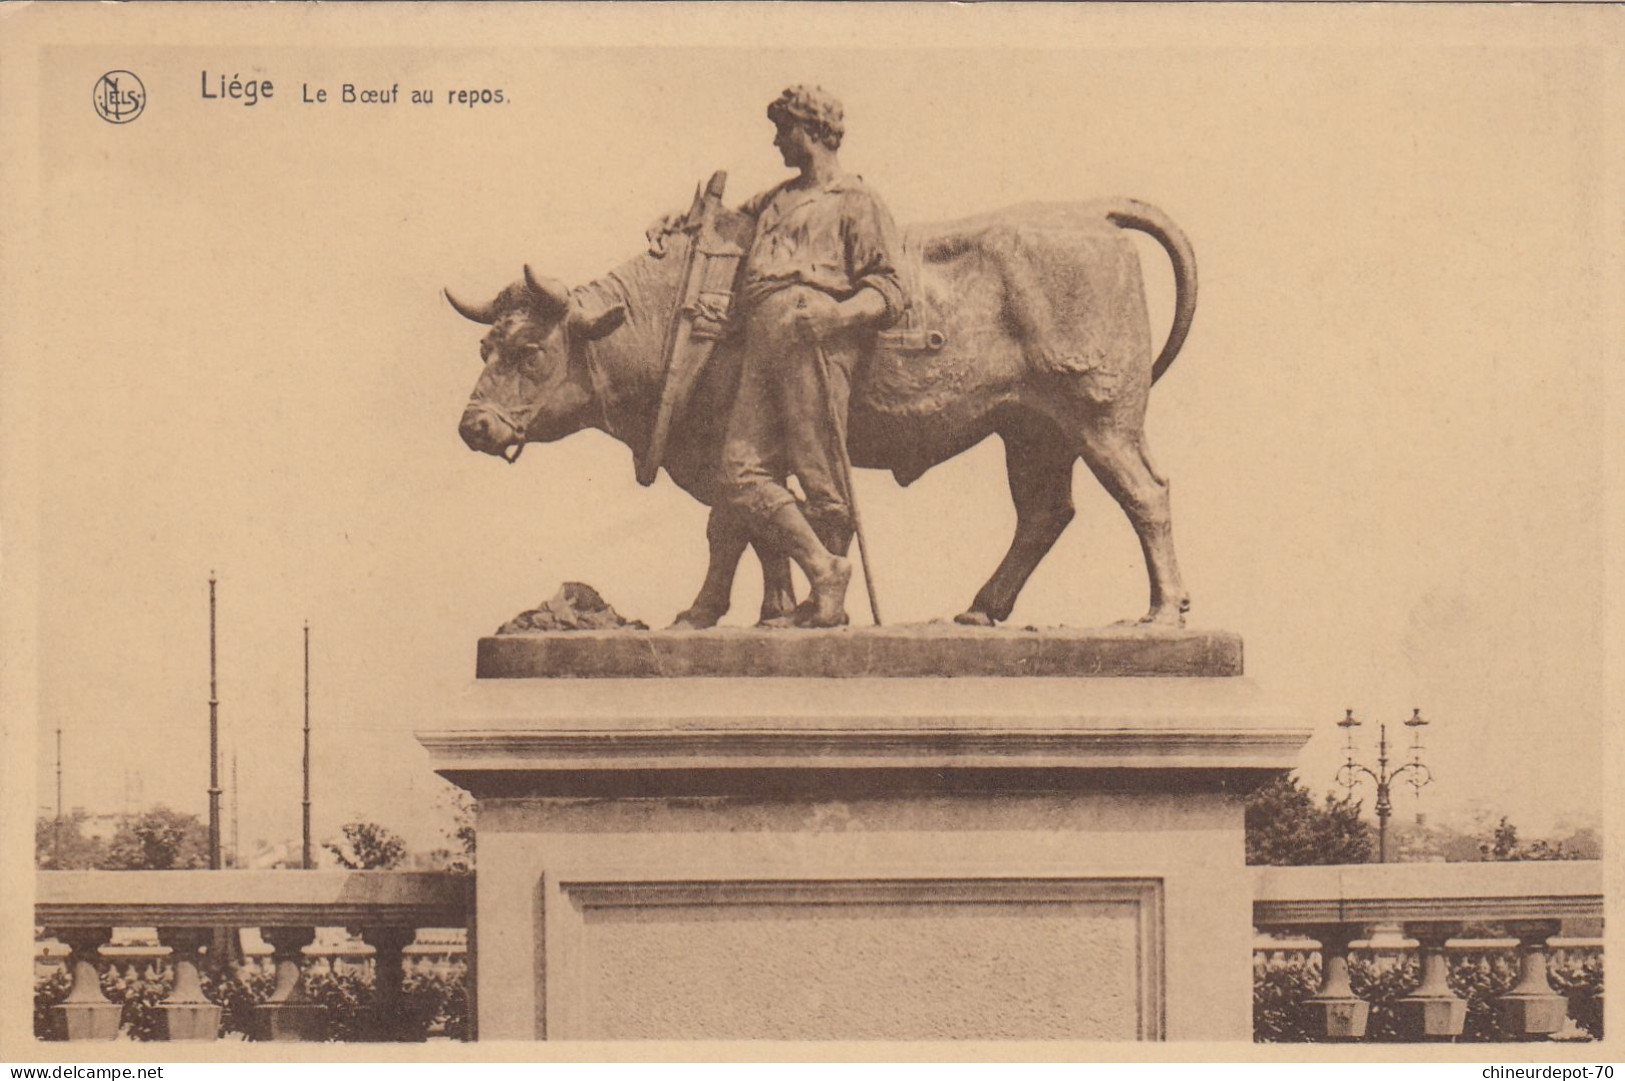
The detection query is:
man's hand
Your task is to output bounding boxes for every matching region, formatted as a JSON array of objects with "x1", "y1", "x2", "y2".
[
  {"x1": 790, "y1": 288, "x2": 888, "y2": 342},
  {"x1": 790, "y1": 292, "x2": 845, "y2": 343},
  {"x1": 644, "y1": 211, "x2": 687, "y2": 256}
]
